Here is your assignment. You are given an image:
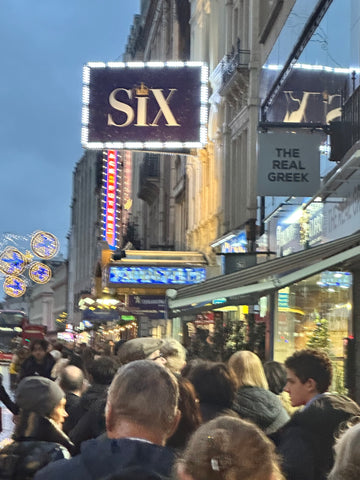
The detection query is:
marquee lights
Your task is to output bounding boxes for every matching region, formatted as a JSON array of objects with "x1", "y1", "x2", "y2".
[
  {"x1": 109, "y1": 265, "x2": 207, "y2": 286},
  {"x1": 82, "y1": 61, "x2": 209, "y2": 151},
  {"x1": 264, "y1": 63, "x2": 360, "y2": 74},
  {"x1": 102, "y1": 150, "x2": 121, "y2": 250}
]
